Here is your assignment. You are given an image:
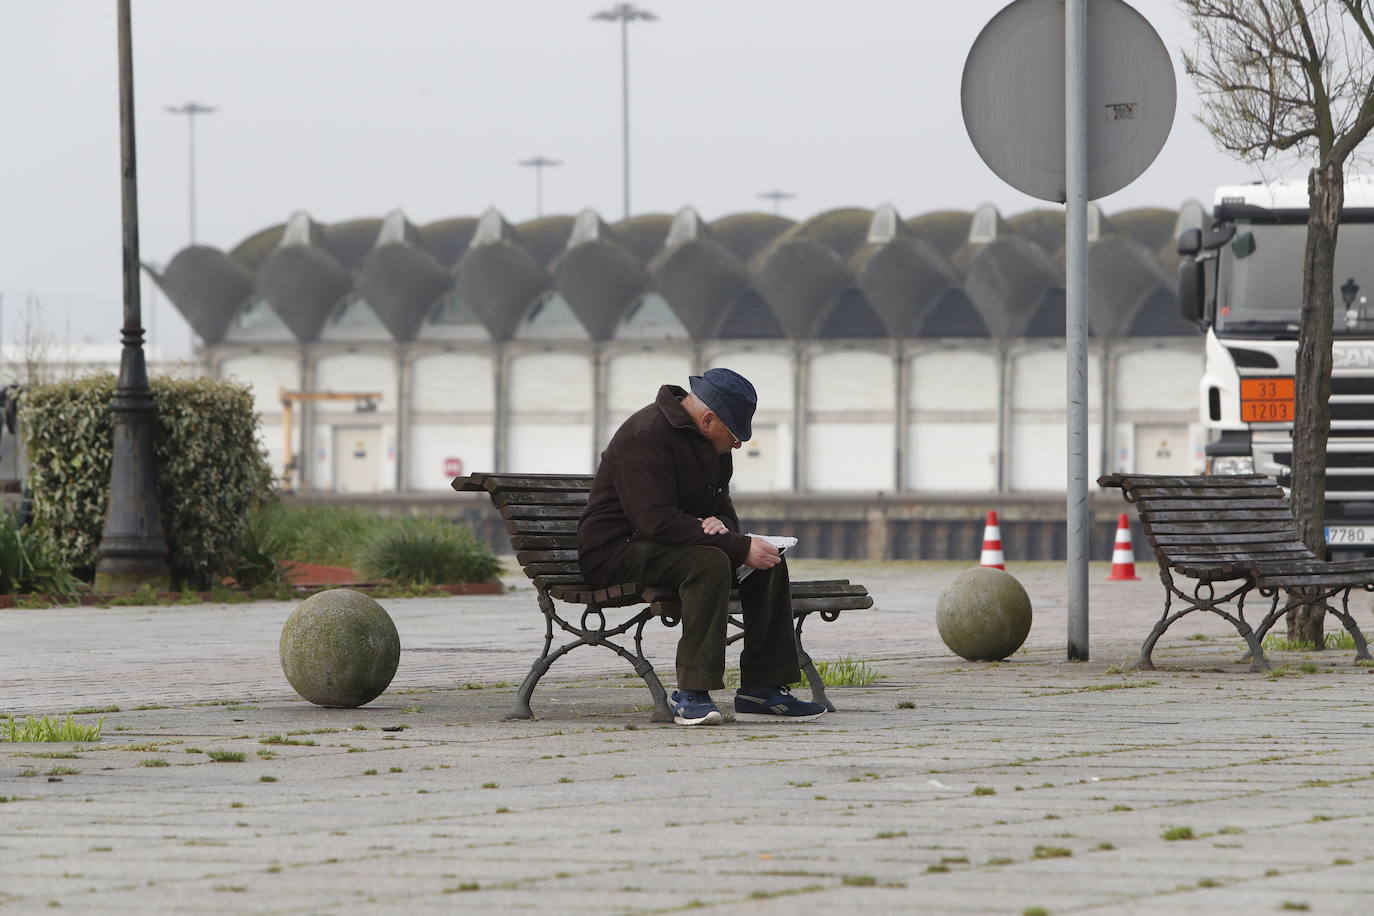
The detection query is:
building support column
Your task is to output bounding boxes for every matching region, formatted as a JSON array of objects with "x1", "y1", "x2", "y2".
[
  {"x1": 591, "y1": 343, "x2": 607, "y2": 471},
  {"x1": 299, "y1": 346, "x2": 316, "y2": 490},
  {"x1": 1100, "y1": 340, "x2": 1117, "y2": 475},
  {"x1": 494, "y1": 342, "x2": 510, "y2": 473},
  {"x1": 864, "y1": 505, "x2": 890, "y2": 561},
  {"x1": 894, "y1": 341, "x2": 911, "y2": 491},
  {"x1": 395, "y1": 345, "x2": 411, "y2": 492},
  {"x1": 996, "y1": 344, "x2": 1013, "y2": 494}
]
